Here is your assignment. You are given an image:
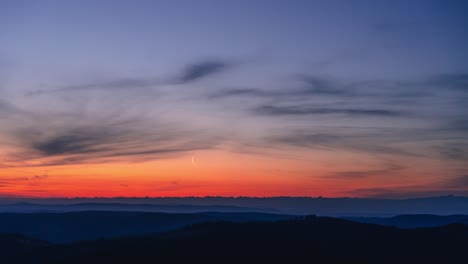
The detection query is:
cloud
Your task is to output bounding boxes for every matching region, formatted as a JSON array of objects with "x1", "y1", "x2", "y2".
[
  {"x1": 27, "y1": 77, "x2": 162, "y2": 96},
  {"x1": 330, "y1": 164, "x2": 405, "y2": 179},
  {"x1": 205, "y1": 75, "x2": 428, "y2": 133},
  {"x1": 444, "y1": 175, "x2": 468, "y2": 188},
  {"x1": 9, "y1": 67, "x2": 468, "y2": 169},
  {"x1": 12, "y1": 174, "x2": 48, "y2": 181},
  {"x1": 428, "y1": 73, "x2": 468, "y2": 91},
  {"x1": 34, "y1": 134, "x2": 103, "y2": 156},
  {"x1": 262, "y1": 130, "x2": 419, "y2": 157},
  {"x1": 0, "y1": 173, "x2": 48, "y2": 188},
  {"x1": 27, "y1": 59, "x2": 233, "y2": 96},
  {"x1": 0, "y1": 100, "x2": 11, "y2": 113},
  {"x1": 349, "y1": 174, "x2": 468, "y2": 198},
  {"x1": 32, "y1": 174, "x2": 48, "y2": 180},
  {"x1": 254, "y1": 105, "x2": 402, "y2": 117},
  {"x1": 351, "y1": 187, "x2": 438, "y2": 199},
  {"x1": 208, "y1": 88, "x2": 273, "y2": 99},
  {"x1": 0, "y1": 99, "x2": 19, "y2": 114},
  {"x1": 434, "y1": 144, "x2": 468, "y2": 161},
  {"x1": 206, "y1": 75, "x2": 353, "y2": 100},
  {"x1": 348, "y1": 187, "x2": 399, "y2": 198},
  {"x1": 206, "y1": 76, "x2": 351, "y2": 101},
  {"x1": 26, "y1": 126, "x2": 215, "y2": 166},
  {"x1": 348, "y1": 186, "x2": 468, "y2": 199},
  {"x1": 205, "y1": 72, "x2": 468, "y2": 161},
  {"x1": 208, "y1": 75, "x2": 427, "y2": 102},
  {"x1": 298, "y1": 75, "x2": 353, "y2": 96},
  {"x1": 2, "y1": 110, "x2": 221, "y2": 167},
  {"x1": 0, "y1": 100, "x2": 27, "y2": 121},
  {"x1": 1, "y1": 61, "x2": 232, "y2": 168},
  {"x1": 177, "y1": 60, "x2": 230, "y2": 84}
]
